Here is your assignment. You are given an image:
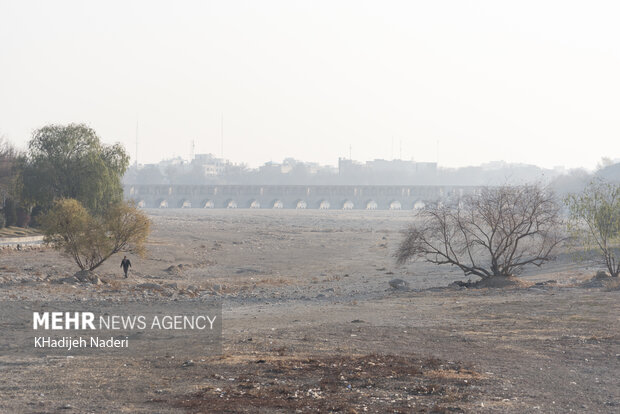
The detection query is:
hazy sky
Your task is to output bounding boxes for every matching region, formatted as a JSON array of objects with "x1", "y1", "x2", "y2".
[{"x1": 1, "y1": 1, "x2": 619, "y2": 169}]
